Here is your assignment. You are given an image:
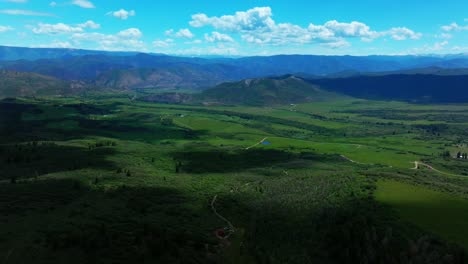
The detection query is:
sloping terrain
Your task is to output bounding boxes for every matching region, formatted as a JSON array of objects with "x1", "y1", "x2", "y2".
[
  {"x1": 0, "y1": 70, "x2": 88, "y2": 98},
  {"x1": 197, "y1": 75, "x2": 345, "y2": 105},
  {"x1": 310, "y1": 74, "x2": 468, "y2": 103},
  {"x1": 95, "y1": 64, "x2": 245, "y2": 89}
]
